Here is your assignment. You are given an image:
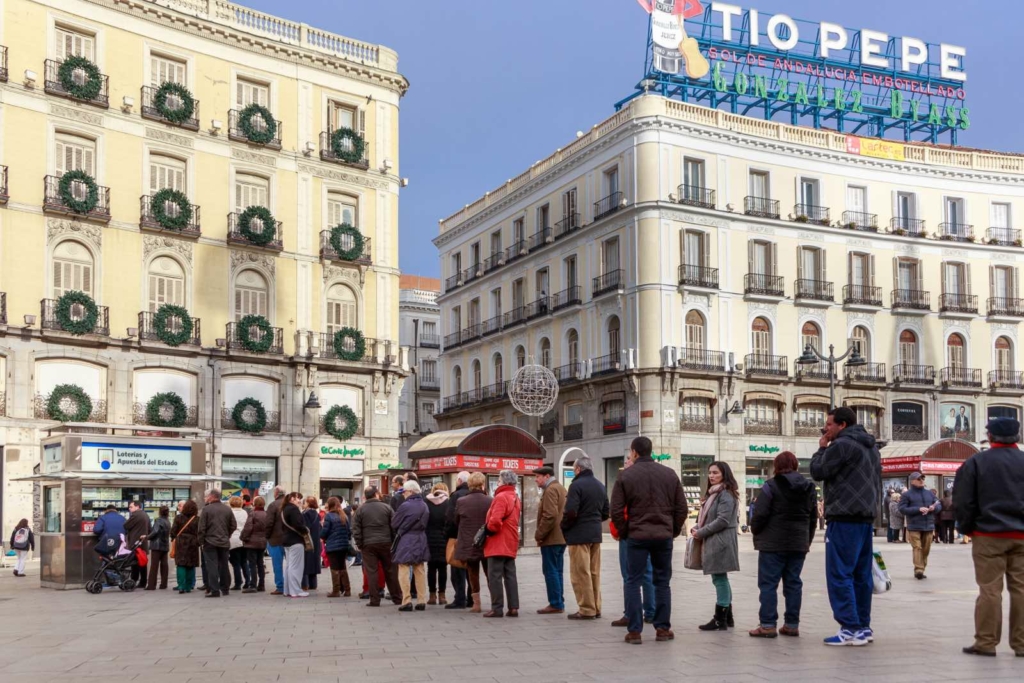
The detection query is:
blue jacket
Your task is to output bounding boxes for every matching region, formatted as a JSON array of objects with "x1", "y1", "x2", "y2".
[
  {"x1": 899, "y1": 486, "x2": 941, "y2": 531},
  {"x1": 319, "y1": 511, "x2": 351, "y2": 553},
  {"x1": 93, "y1": 510, "x2": 126, "y2": 555}
]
